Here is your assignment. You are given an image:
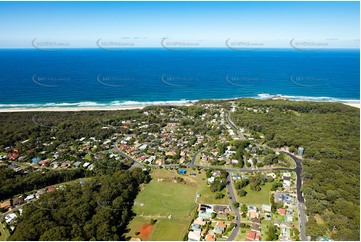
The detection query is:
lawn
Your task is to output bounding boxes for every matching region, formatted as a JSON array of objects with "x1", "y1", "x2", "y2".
[
  {"x1": 261, "y1": 219, "x2": 273, "y2": 238},
  {"x1": 234, "y1": 182, "x2": 274, "y2": 206},
  {"x1": 235, "y1": 228, "x2": 248, "y2": 241},
  {"x1": 193, "y1": 170, "x2": 231, "y2": 205},
  {"x1": 126, "y1": 168, "x2": 198, "y2": 241},
  {"x1": 0, "y1": 222, "x2": 10, "y2": 241}
]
